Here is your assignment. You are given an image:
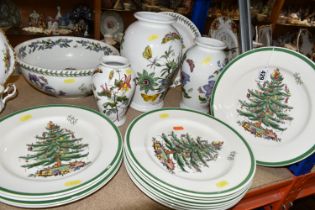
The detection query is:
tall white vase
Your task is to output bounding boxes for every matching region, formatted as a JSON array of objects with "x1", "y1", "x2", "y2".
[
  {"x1": 180, "y1": 37, "x2": 227, "y2": 113},
  {"x1": 92, "y1": 55, "x2": 135, "y2": 126},
  {"x1": 120, "y1": 12, "x2": 182, "y2": 112}
]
